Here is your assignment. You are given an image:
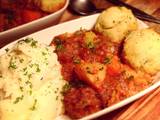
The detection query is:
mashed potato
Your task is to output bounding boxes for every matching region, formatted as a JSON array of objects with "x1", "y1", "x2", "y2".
[
  {"x1": 33, "y1": 0, "x2": 66, "y2": 13},
  {"x1": 123, "y1": 29, "x2": 160, "y2": 74},
  {"x1": 95, "y1": 6, "x2": 138, "y2": 43},
  {"x1": 0, "y1": 38, "x2": 67, "y2": 120}
]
